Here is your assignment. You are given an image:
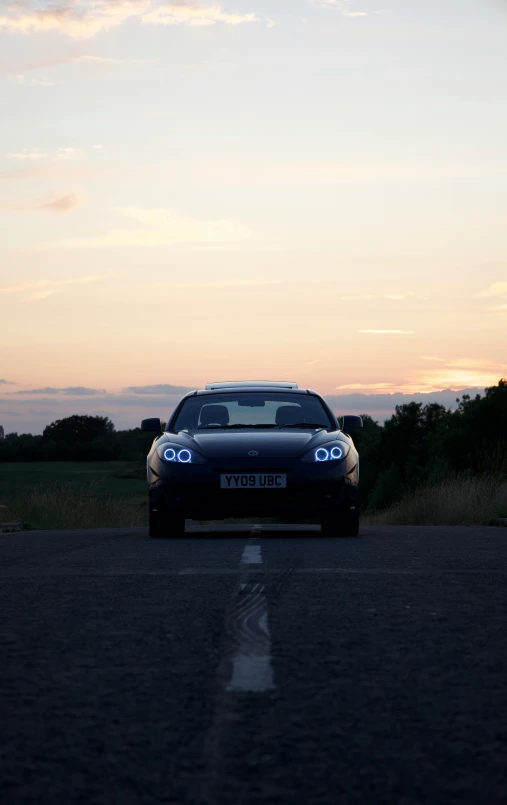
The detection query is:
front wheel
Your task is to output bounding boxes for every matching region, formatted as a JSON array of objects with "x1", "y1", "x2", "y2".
[
  {"x1": 149, "y1": 510, "x2": 185, "y2": 538},
  {"x1": 321, "y1": 507, "x2": 359, "y2": 537}
]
